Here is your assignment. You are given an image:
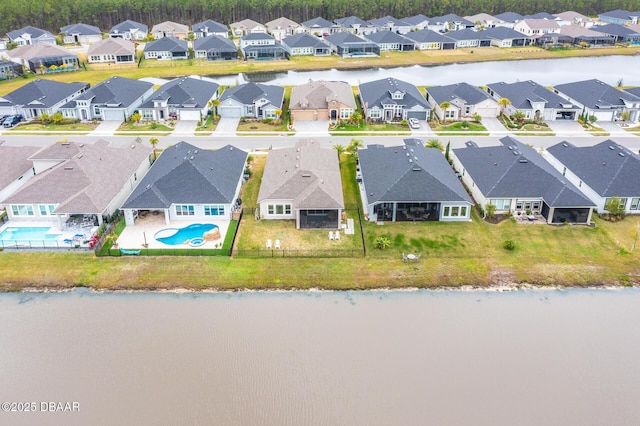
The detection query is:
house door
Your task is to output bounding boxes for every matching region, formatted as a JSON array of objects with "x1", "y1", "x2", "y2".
[
  {"x1": 330, "y1": 110, "x2": 337, "y2": 120},
  {"x1": 159, "y1": 110, "x2": 164, "y2": 119},
  {"x1": 81, "y1": 109, "x2": 87, "y2": 120}
]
